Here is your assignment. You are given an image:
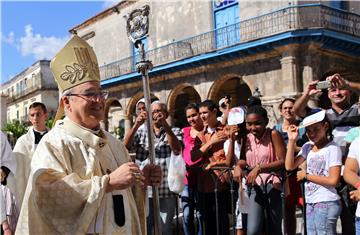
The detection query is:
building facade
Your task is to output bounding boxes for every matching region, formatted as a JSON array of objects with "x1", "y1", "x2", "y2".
[
  {"x1": 0, "y1": 60, "x2": 59, "y2": 124},
  {"x1": 70, "y1": 0, "x2": 360, "y2": 134}
]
